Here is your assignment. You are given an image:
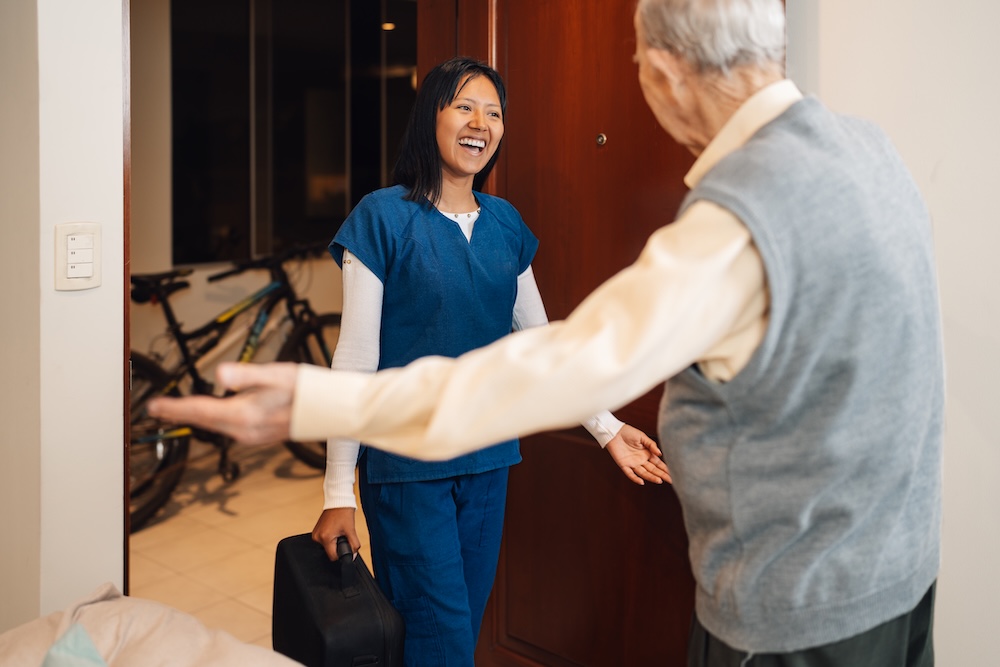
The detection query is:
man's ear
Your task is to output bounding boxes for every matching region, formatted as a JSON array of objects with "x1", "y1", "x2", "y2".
[{"x1": 646, "y1": 47, "x2": 684, "y2": 86}]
